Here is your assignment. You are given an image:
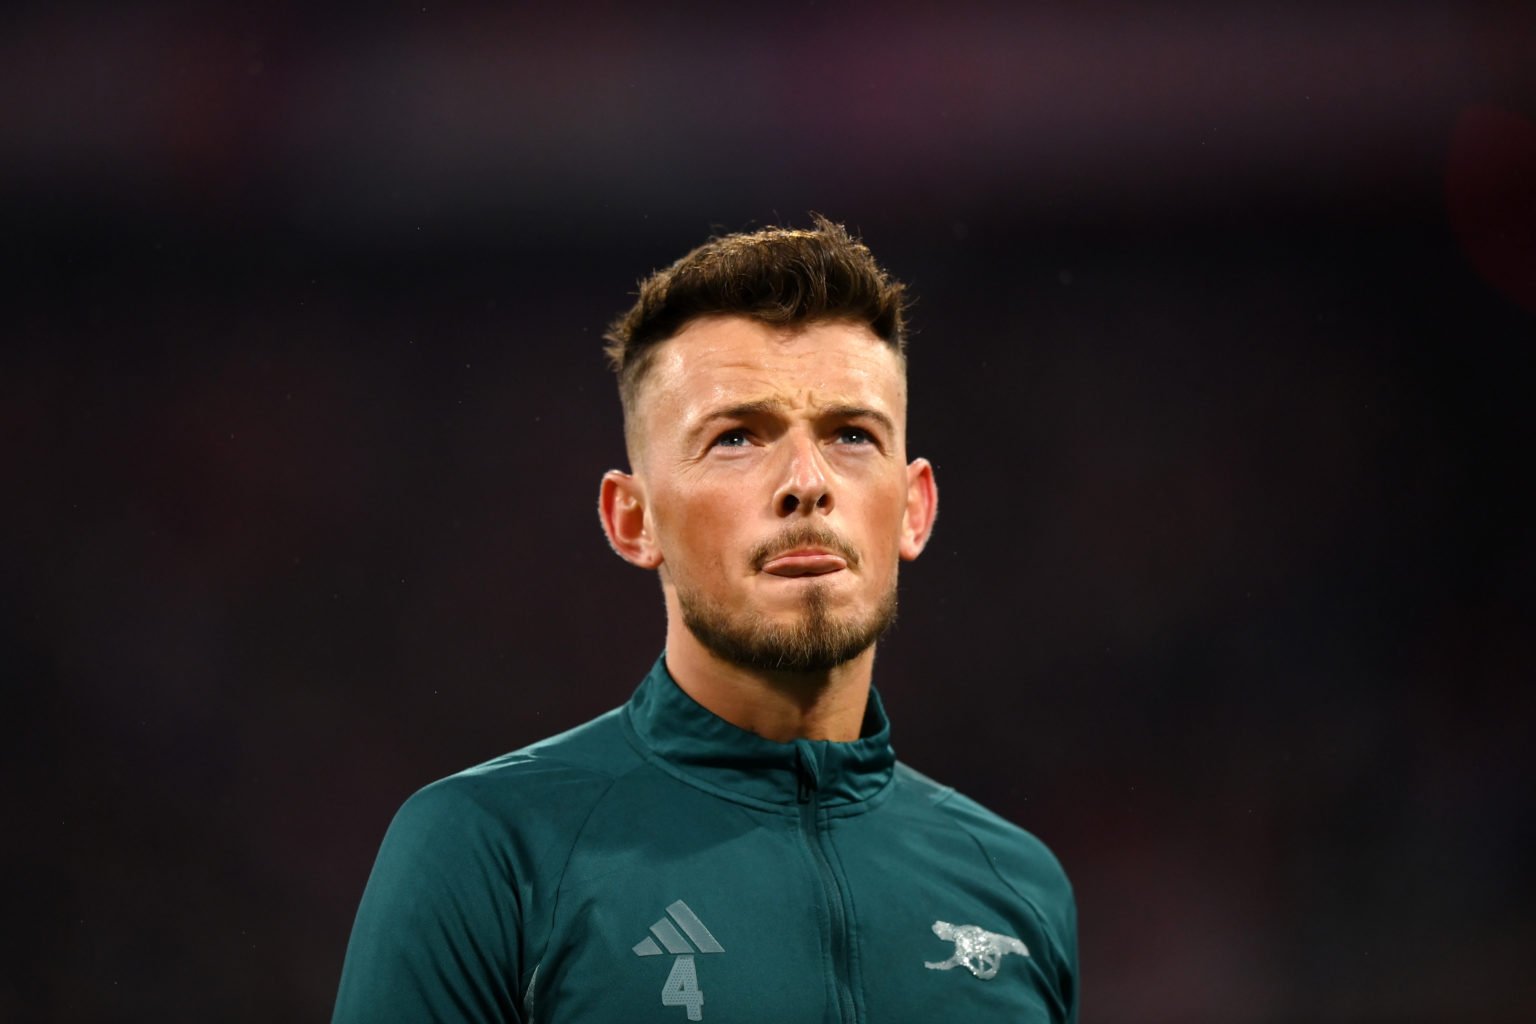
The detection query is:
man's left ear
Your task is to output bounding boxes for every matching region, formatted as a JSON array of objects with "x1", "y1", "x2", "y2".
[{"x1": 899, "y1": 458, "x2": 938, "y2": 560}]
